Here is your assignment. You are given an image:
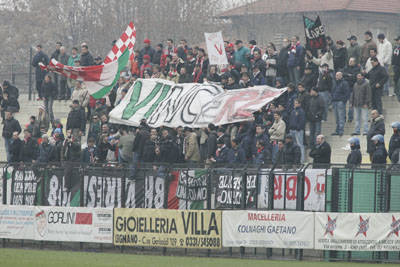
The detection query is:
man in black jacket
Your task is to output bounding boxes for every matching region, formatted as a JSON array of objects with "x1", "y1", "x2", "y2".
[
  {"x1": 277, "y1": 38, "x2": 290, "y2": 83},
  {"x1": 307, "y1": 88, "x2": 325, "y2": 146},
  {"x1": 309, "y1": 135, "x2": 331, "y2": 166},
  {"x1": 389, "y1": 122, "x2": 400, "y2": 163},
  {"x1": 283, "y1": 135, "x2": 301, "y2": 165},
  {"x1": 9, "y1": 131, "x2": 22, "y2": 163},
  {"x1": 206, "y1": 123, "x2": 218, "y2": 163},
  {"x1": 2, "y1": 80, "x2": 19, "y2": 100},
  {"x1": 20, "y1": 129, "x2": 38, "y2": 163},
  {"x1": 2, "y1": 110, "x2": 21, "y2": 162},
  {"x1": 31, "y1": 44, "x2": 49, "y2": 100},
  {"x1": 66, "y1": 100, "x2": 86, "y2": 143},
  {"x1": 366, "y1": 110, "x2": 385, "y2": 160},
  {"x1": 80, "y1": 45, "x2": 94, "y2": 66},
  {"x1": 366, "y1": 57, "x2": 389, "y2": 114}
]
